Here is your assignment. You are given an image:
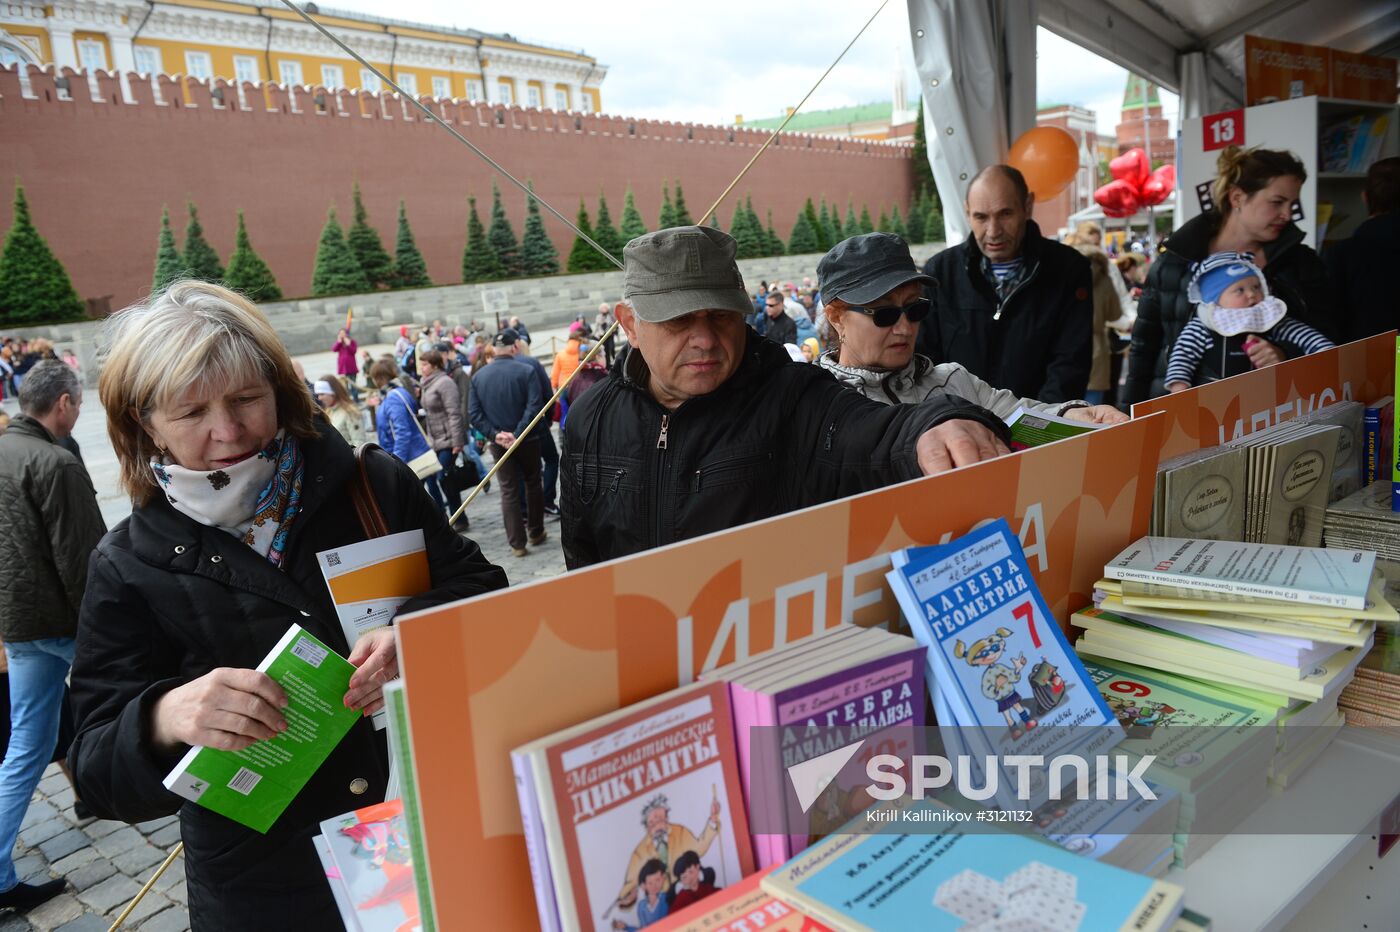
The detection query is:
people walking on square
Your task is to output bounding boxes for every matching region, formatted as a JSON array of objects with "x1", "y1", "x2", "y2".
[
  {"x1": 332, "y1": 329, "x2": 359, "y2": 386},
  {"x1": 470, "y1": 329, "x2": 547, "y2": 556},
  {"x1": 0, "y1": 360, "x2": 106, "y2": 913},
  {"x1": 418, "y1": 349, "x2": 471, "y2": 531}
]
